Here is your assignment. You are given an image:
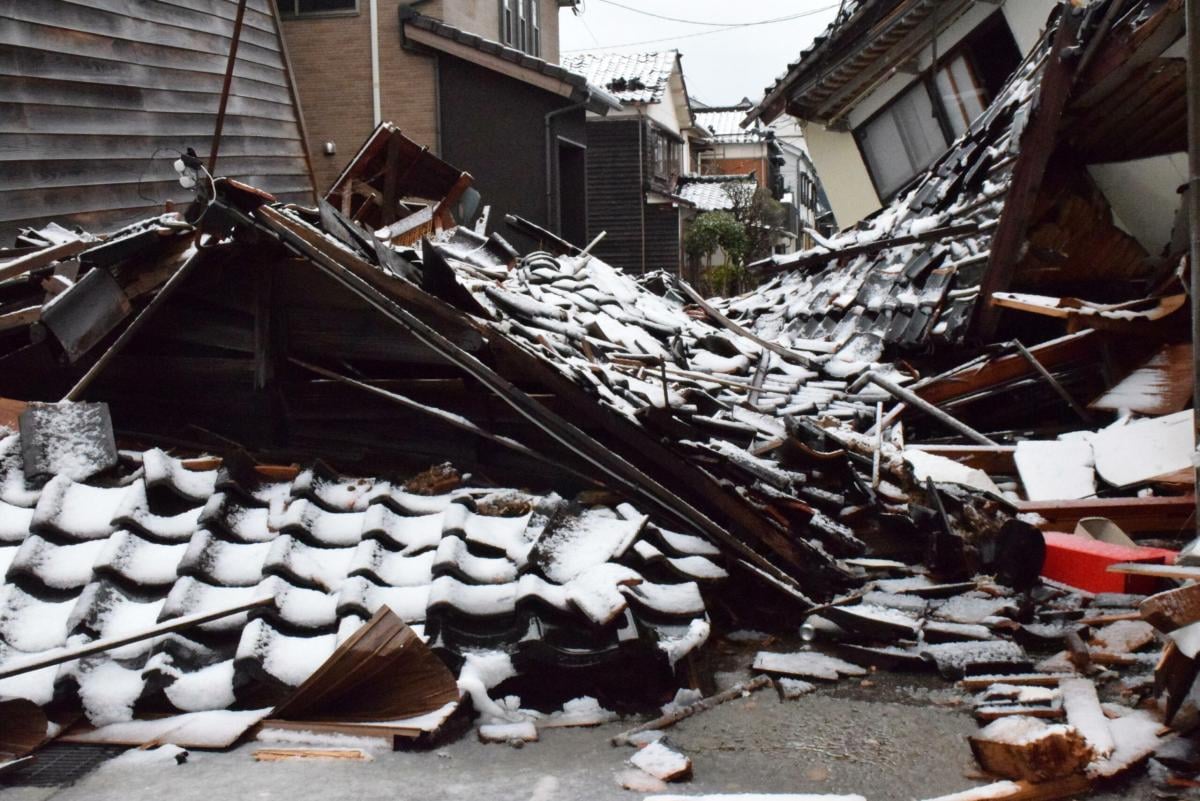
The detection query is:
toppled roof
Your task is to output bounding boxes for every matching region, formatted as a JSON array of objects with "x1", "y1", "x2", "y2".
[
  {"x1": 695, "y1": 104, "x2": 769, "y2": 144},
  {"x1": 676, "y1": 174, "x2": 757, "y2": 211},
  {"x1": 401, "y1": 10, "x2": 622, "y2": 114},
  {"x1": 560, "y1": 51, "x2": 678, "y2": 104},
  {"x1": 0, "y1": 432, "x2": 715, "y2": 722},
  {"x1": 724, "y1": 17, "x2": 1048, "y2": 352}
]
